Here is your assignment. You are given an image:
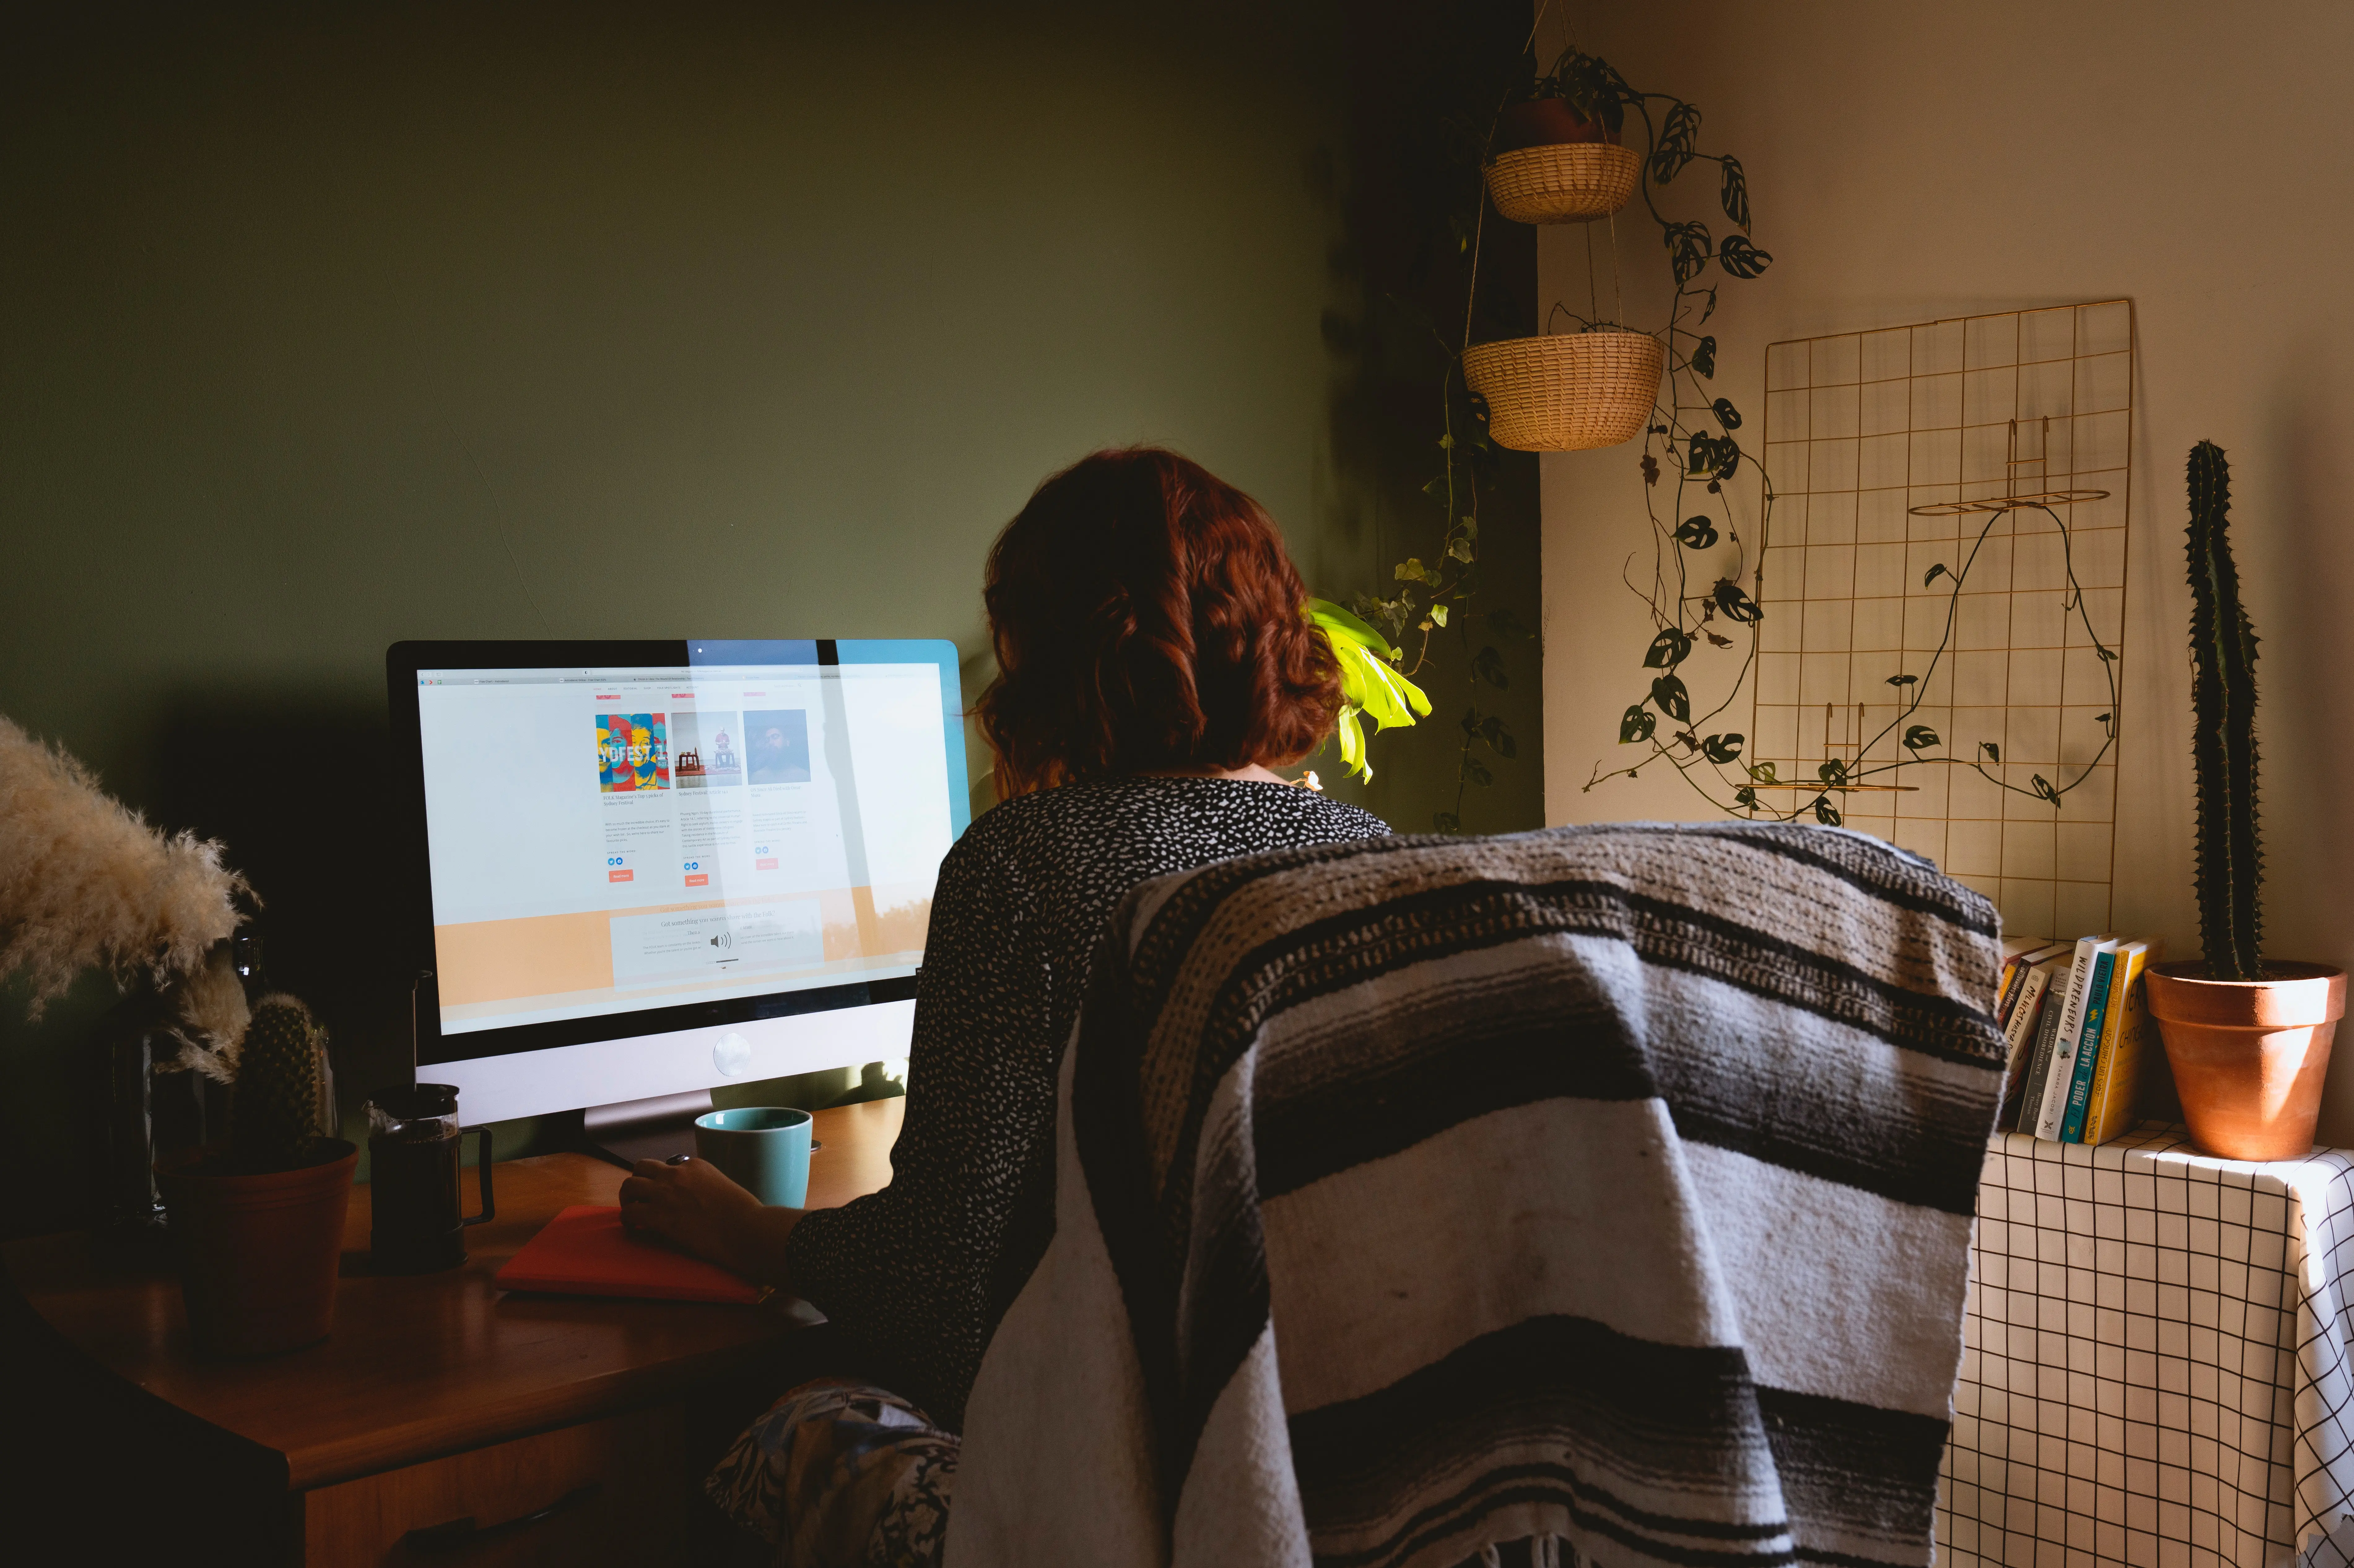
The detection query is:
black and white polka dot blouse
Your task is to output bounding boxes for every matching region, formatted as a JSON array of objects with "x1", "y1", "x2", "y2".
[{"x1": 784, "y1": 775, "x2": 1390, "y2": 1429}]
